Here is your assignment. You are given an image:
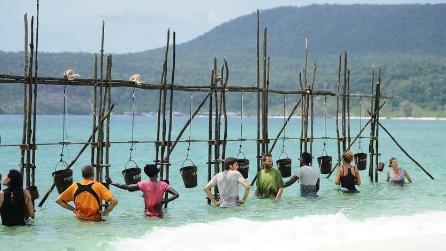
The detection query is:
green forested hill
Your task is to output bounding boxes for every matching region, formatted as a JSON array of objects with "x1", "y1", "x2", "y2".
[{"x1": 1, "y1": 4, "x2": 446, "y2": 116}]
